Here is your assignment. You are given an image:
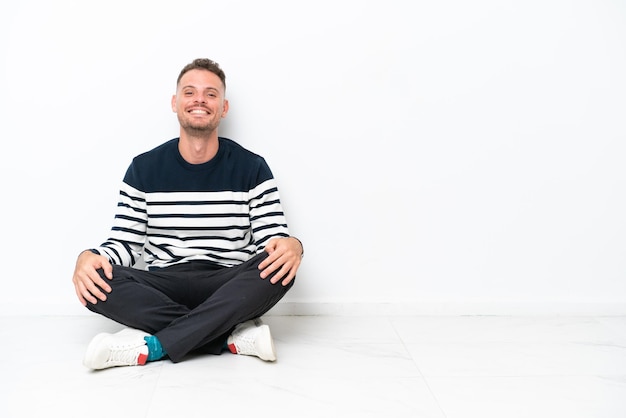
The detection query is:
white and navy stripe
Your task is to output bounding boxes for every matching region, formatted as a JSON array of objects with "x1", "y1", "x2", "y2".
[{"x1": 94, "y1": 137, "x2": 289, "y2": 269}]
